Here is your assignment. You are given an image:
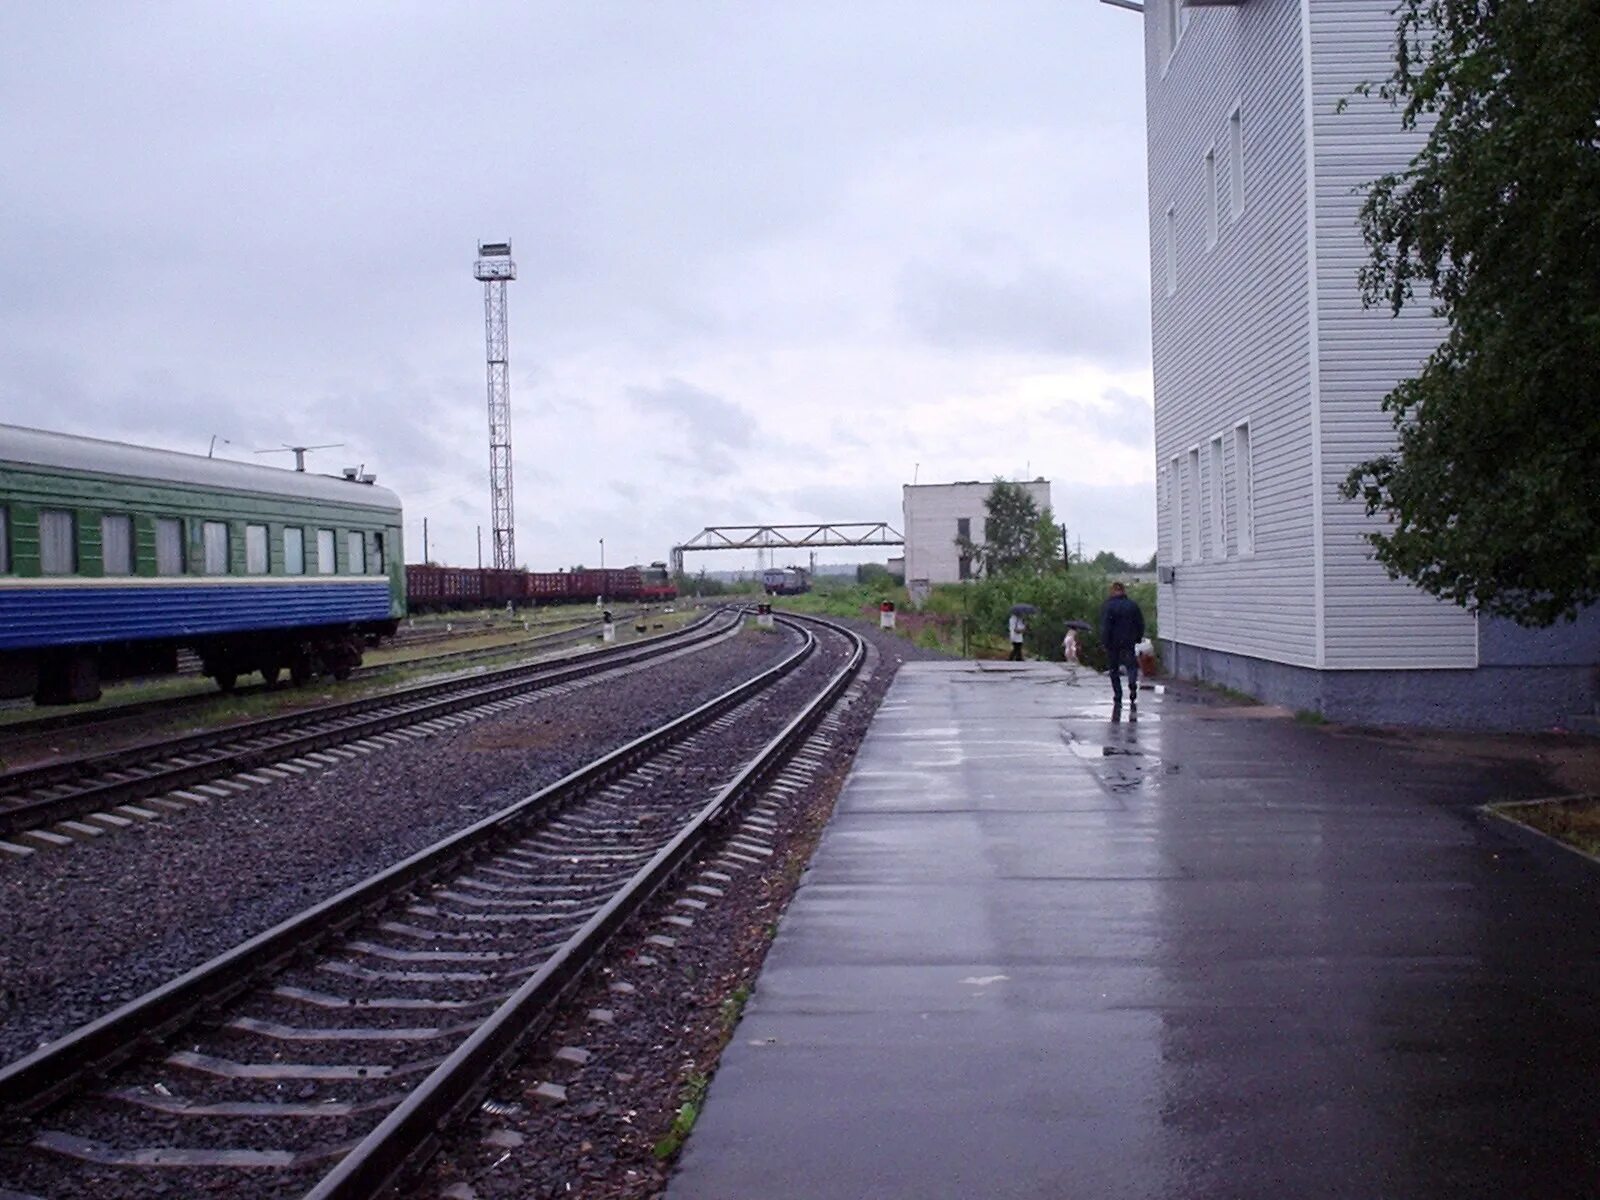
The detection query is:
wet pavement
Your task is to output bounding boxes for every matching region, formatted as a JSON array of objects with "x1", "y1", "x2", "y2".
[{"x1": 668, "y1": 661, "x2": 1600, "y2": 1200}]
